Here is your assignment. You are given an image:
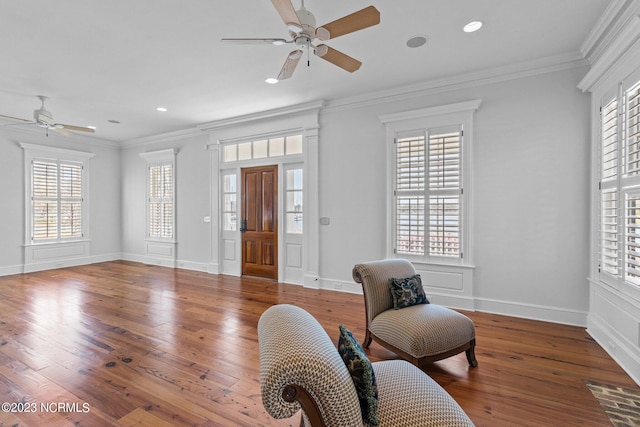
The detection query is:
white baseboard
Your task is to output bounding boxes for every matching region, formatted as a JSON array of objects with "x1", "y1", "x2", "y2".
[
  {"x1": 318, "y1": 278, "x2": 362, "y2": 294},
  {"x1": 22, "y1": 256, "x2": 93, "y2": 273},
  {"x1": 120, "y1": 252, "x2": 176, "y2": 268},
  {"x1": 90, "y1": 253, "x2": 122, "y2": 264},
  {"x1": 175, "y1": 259, "x2": 210, "y2": 273},
  {"x1": 0, "y1": 264, "x2": 24, "y2": 276},
  {"x1": 474, "y1": 297, "x2": 587, "y2": 327},
  {"x1": 314, "y1": 279, "x2": 587, "y2": 326},
  {"x1": 120, "y1": 252, "x2": 146, "y2": 264}
]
